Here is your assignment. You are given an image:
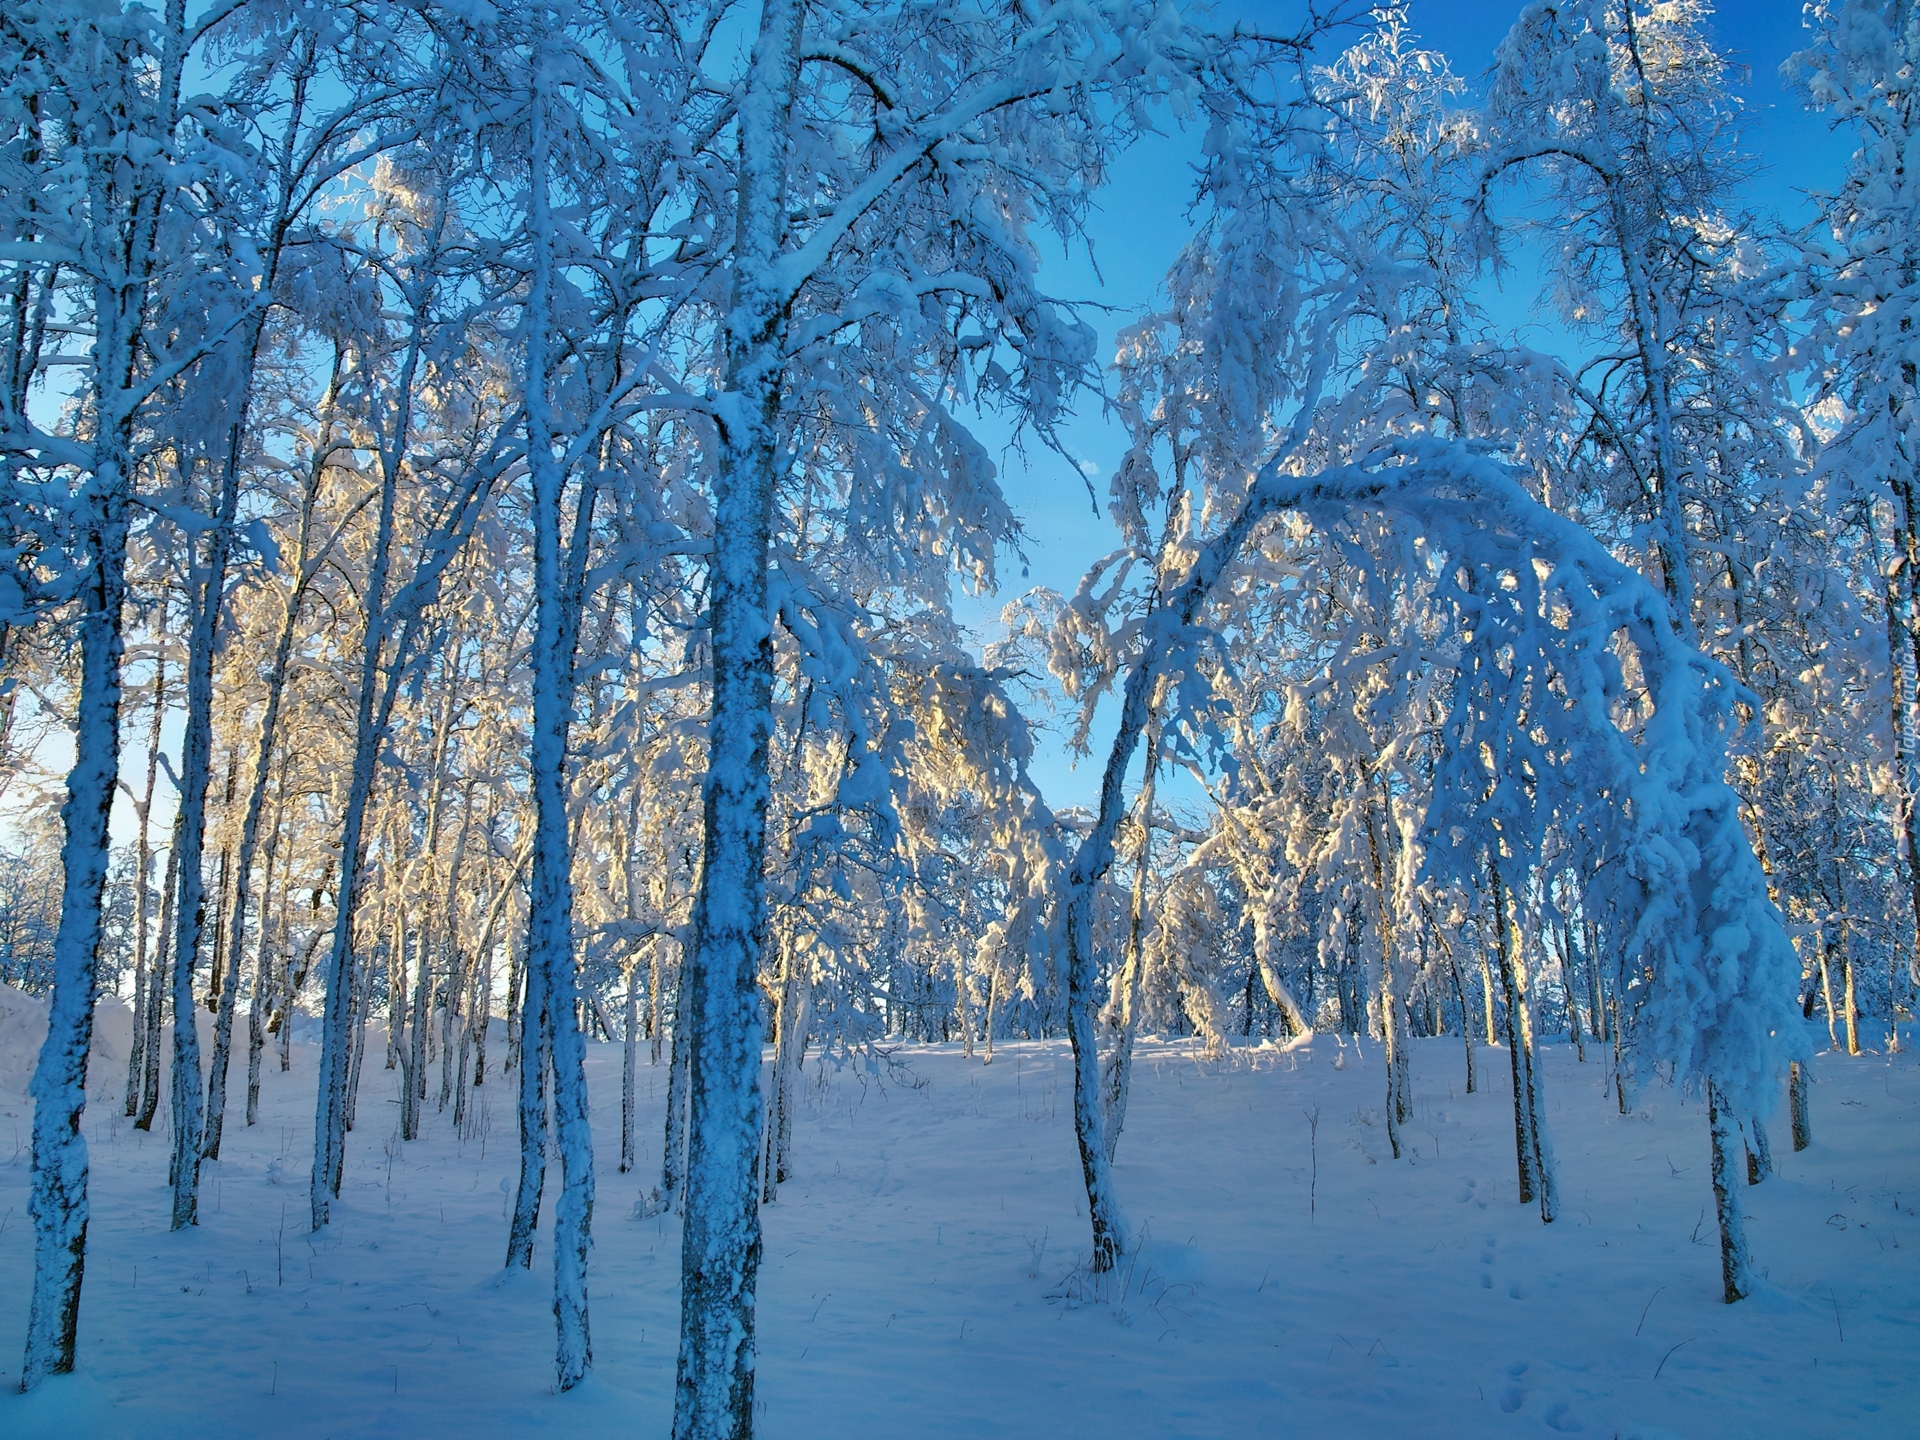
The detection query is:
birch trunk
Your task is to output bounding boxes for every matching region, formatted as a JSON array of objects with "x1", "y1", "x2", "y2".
[
  {"x1": 1363, "y1": 784, "x2": 1410, "y2": 1155},
  {"x1": 166, "y1": 321, "x2": 257, "y2": 1224},
  {"x1": 21, "y1": 418, "x2": 132, "y2": 1384},
  {"x1": 124, "y1": 659, "x2": 167, "y2": 1117},
  {"x1": 649, "y1": 939, "x2": 665, "y2": 1067},
  {"x1": 309, "y1": 298, "x2": 426, "y2": 1230},
  {"x1": 522, "y1": 71, "x2": 596, "y2": 1386},
  {"x1": 1746, "y1": 1113, "x2": 1773, "y2": 1185},
  {"x1": 1439, "y1": 928, "x2": 1477, "y2": 1094},
  {"x1": 24, "y1": 0, "x2": 189, "y2": 1377},
  {"x1": 137, "y1": 823, "x2": 182, "y2": 1136},
  {"x1": 1818, "y1": 935, "x2": 1840, "y2": 1051},
  {"x1": 675, "y1": 4, "x2": 805, "y2": 1431},
  {"x1": 659, "y1": 946, "x2": 690, "y2": 1209},
  {"x1": 763, "y1": 938, "x2": 810, "y2": 1197},
  {"x1": 1709, "y1": 1081, "x2": 1754, "y2": 1303},
  {"x1": 1099, "y1": 723, "x2": 1158, "y2": 1165},
  {"x1": 505, "y1": 935, "x2": 551, "y2": 1269},
  {"x1": 21, "y1": 467, "x2": 129, "y2": 1384},
  {"x1": 245, "y1": 750, "x2": 289, "y2": 1128},
  {"x1": 1491, "y1": 868, "x2": 1557, "y2": 1221},
  {"x1": 621, "y1": 963, "x2": 639, "y2": 1174}
]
